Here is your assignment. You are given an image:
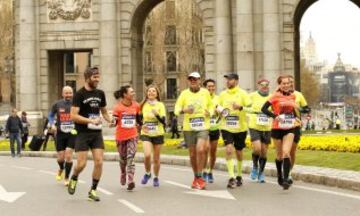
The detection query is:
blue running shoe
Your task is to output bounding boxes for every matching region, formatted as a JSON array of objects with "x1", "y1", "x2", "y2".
[
  {"x1": 141, "y1": 174, "x2": 151, "y2": 185},
  {"x1": 258, "y1": 172, "x2": 265, "y2": 183},
  {"x1": 202, "y1": 172, "x2": 208, "y2": 182},
  {"x1": 208, "y1": 173, "x2": 214, "y2": 183},
  {"x1": 153, "y1": 177, "x2": 160, "y2": 187},
  {"x1": 250, "y1": 167, "x2": 258, "y2": 180}
]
